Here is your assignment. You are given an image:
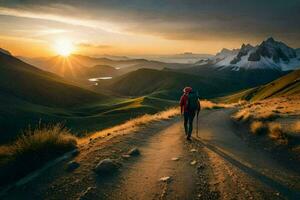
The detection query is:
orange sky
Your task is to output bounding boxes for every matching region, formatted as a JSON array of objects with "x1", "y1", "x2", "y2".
[{"x1": 0, "y1": 1, "x2": 299, "y2": 57}]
